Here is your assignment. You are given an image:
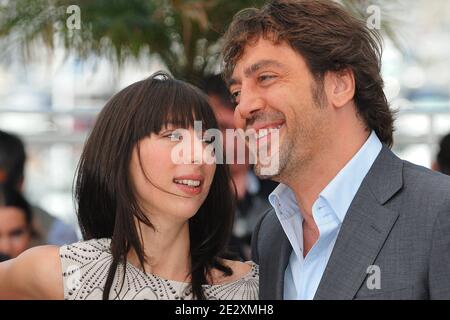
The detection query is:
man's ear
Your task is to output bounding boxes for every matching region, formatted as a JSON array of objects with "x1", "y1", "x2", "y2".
[{"x1": 324, "y1": 68, "x2": 356, "y2": 109}]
